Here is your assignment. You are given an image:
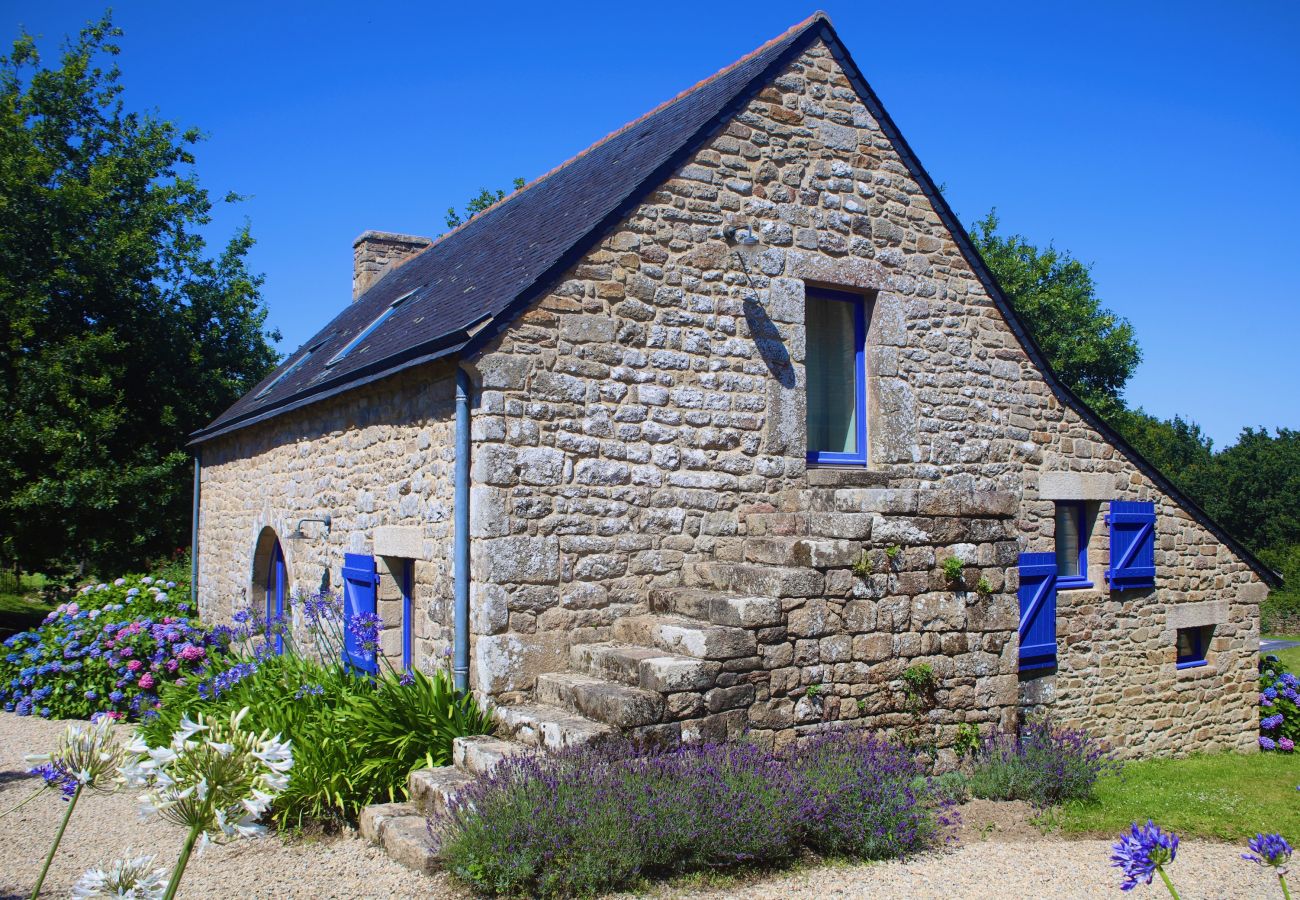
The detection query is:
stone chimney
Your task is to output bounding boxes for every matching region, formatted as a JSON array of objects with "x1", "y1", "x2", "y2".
[{"x1": 352, "y1": 231, "x2": 434, "y2": 300}]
